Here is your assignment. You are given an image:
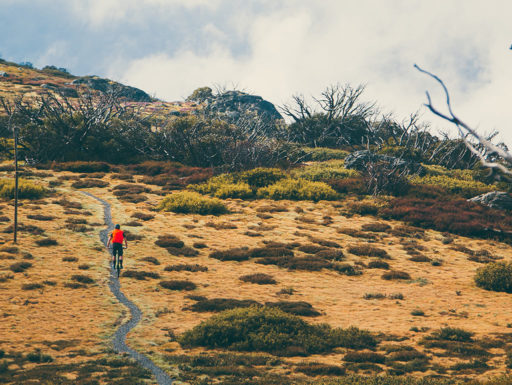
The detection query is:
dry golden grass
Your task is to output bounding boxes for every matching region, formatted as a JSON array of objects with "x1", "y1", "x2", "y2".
[{"x1": 1, "y1": 165, "x2": 512, "y2": 381}]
